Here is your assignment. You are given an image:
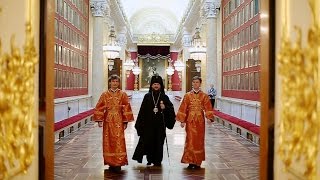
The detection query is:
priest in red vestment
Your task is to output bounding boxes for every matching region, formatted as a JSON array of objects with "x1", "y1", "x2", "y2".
[
  {"x1": 93, "y1": 74, "x2": 134, "y2": 172},
  {"x1": 176, "y1": 76, "x2": 214, "y2": 169}
]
